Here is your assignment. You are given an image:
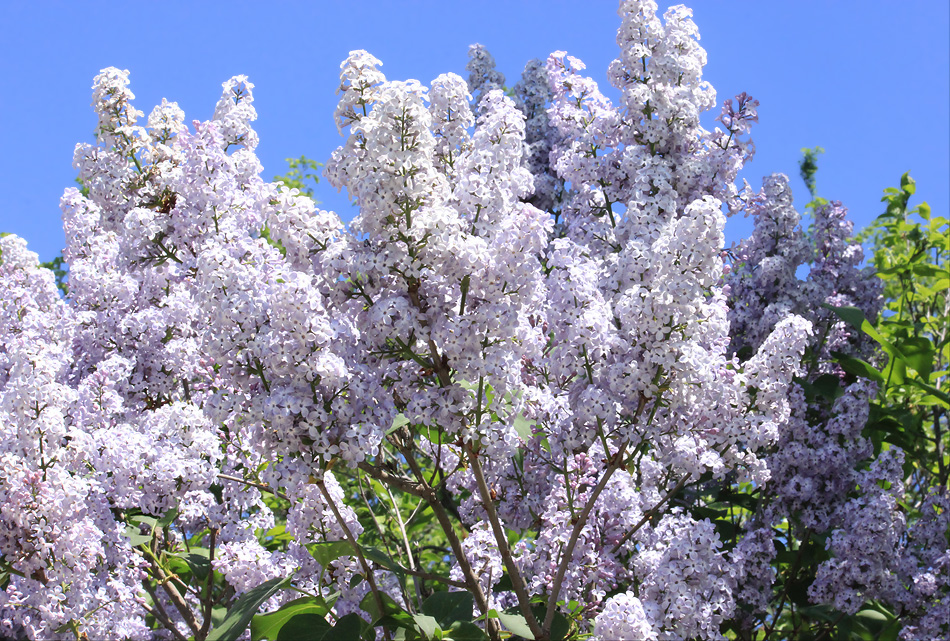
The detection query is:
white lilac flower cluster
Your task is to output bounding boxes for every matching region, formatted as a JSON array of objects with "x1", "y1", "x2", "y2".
[
  {"x1": 0, "y1": 236, "x2": 148, "y2": 640},
  {"x1": 1, "y1": 2, "x2": 943, "y2": 640}
]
